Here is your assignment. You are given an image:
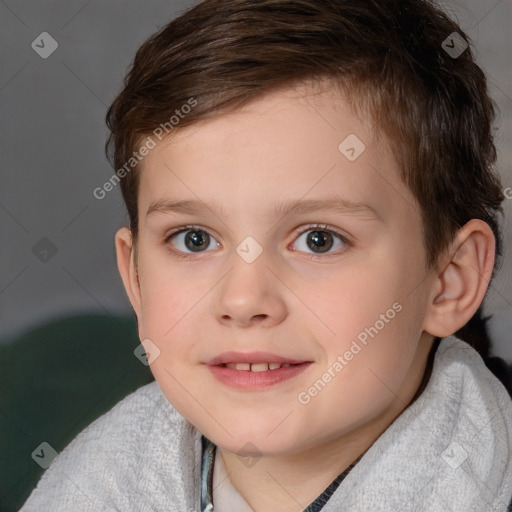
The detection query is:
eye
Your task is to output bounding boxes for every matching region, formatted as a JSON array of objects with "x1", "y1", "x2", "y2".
[
  {"x1": 291, "y1": 225, "x2": 349, "y2": 255},
  {"x1": 166, "y1": 226, "x2": 220, "y2": 255},
  {"x1": 165, "y1": 224, "x2": 350, "y2": 257}
]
